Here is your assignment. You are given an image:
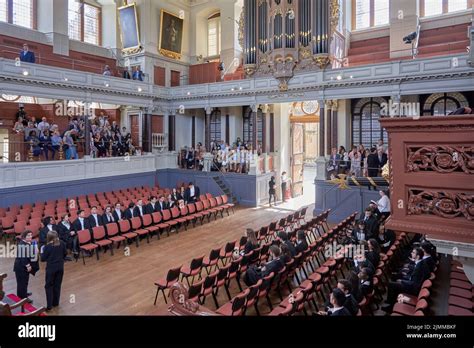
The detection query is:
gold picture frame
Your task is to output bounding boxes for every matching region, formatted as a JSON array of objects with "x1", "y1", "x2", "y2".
[
  {"x1": 118, "y1": 2, "x2": 142, "y2": 55},
  {"x1": 159, "y1": 9, "x2": 184, "y2": 60}
]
